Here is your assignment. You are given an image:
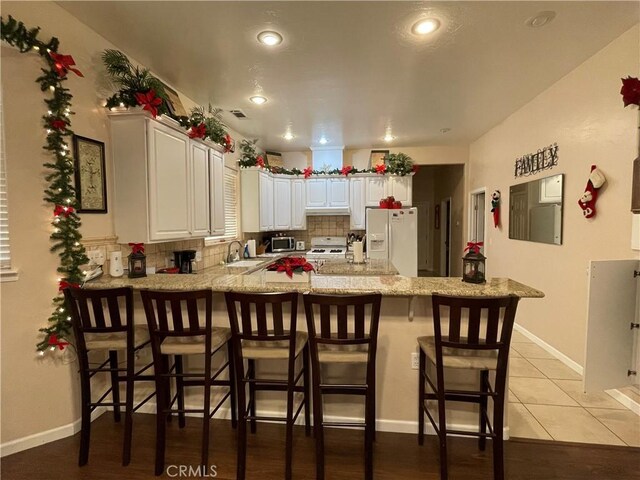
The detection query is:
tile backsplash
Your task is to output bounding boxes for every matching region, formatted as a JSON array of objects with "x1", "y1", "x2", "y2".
[{"x1": 84, "y1": 215, "x2": 364, "y2": 275}]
